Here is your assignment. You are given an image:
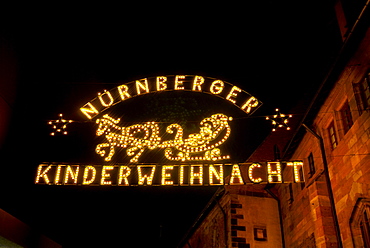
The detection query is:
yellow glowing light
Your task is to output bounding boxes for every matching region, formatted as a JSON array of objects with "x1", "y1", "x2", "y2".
[
  {"x1": 135, "y1": 78, "x2": 150, "y2": 95},
  {"x1": 156, "y1": 76, "x2": 168, "y2": 91},
  {"x1": 95, "y1": 113, "x2": 231, "y2": 163},
  {"x1": 82, "y1": 165, "x2": 97, "y2": 185},
  {"x1": 267, "y1": 162, "x2": 282, "y2": 183},
  {"x1": 190, "y1": 165, "x2": 203, "y2": 185},
  {"x1": 34, "y1": 162, "x2": 304, "y2": 187},
  {"x1": 287, "y1": 161, "x2": 304, "y2": 183},
  {"x1": 118, "y1": 166, "x2": 131, "y2": 185},
  {"x1": 64, "y1": 165, "x2": 80, "y2": 185},
  {"x1": 48, "y1": 114, "x2": 73, "y2": 136},
  {"x1": 192, "y1": 75, "x2": 204, "y2": 91},
  {"x1": 35, "y1": 164, "x2": 53, "y2": 184},
  {"x1": 161, "y1": 165, "x2": 174, "y2": 185},
  {"x1": 174, "y1": 75, "x2": 185, "y2": 90},
  {"x1": 100, "y1": 166, "x2": 114, "y2": 185},
  {"x1": 226, "y1": 86, "x2": 241, "y2": 104},
  {"x1": 209, "y1": 80, "x2": 224, "y2": 94},
  {"x1": 80, "y1": 102, "x2": 99, "y2": 119},
  {"x1": 137, "y1": 166, "x2": 156, "y2": 185},
  {"x1": 79, "y1": 76, "x2": 263, "y2": 123},
  {"x1": 267, "y1": 109, "x2": 293, "y2": 131},
  {"x1": 209, "y1": 164, "x2": 224, "y2": 185},
  {"x1": 117, "y1": 84, "x2": 132, "y2": 100},
  {"x1": 229, "y1": 164, "x2": 244, "y2": 185},
  {"x1": 248, "y1": 163, "x2": 263, "y2": 183},
  {"x1": 179, "y1": 165, "x2": 186, "y2": 185},
  {"x1": 98, "y1": 90, "x2": 114, "y2": 107},
  {"x1": 55, "y1": 165, "x2": 65, "y2": 185},
  {"x1": 241, "y1": 97, "x2": 259, "y2": 114}
]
